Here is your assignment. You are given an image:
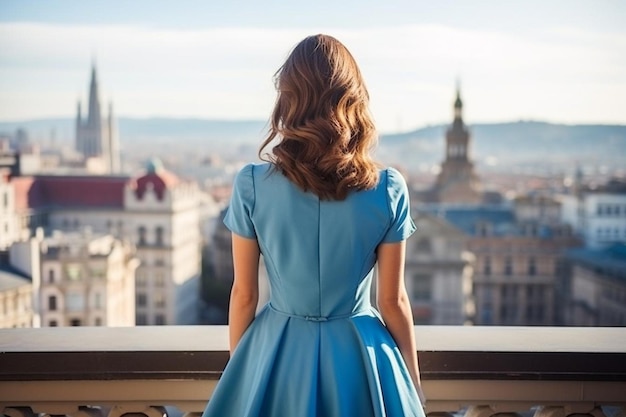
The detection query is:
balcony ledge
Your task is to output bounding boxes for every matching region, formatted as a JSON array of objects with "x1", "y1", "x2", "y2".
[{"x1": 1, "y1": 326, "x2": 625, "y2": 415}]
